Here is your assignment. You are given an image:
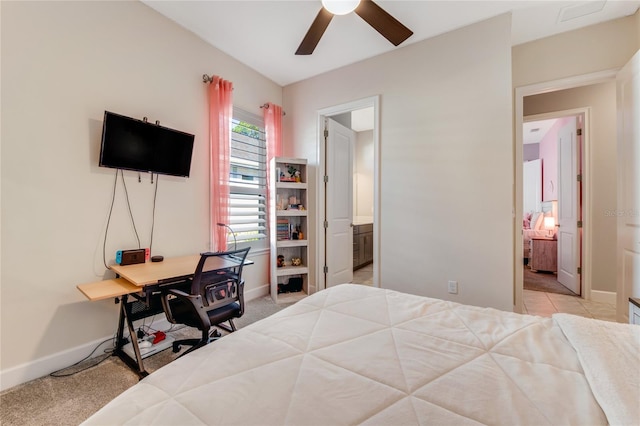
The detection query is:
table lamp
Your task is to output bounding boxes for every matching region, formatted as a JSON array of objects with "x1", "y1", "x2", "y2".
[{"x1": 544, "y1": 216, "x2": 556, "y2": 238}]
